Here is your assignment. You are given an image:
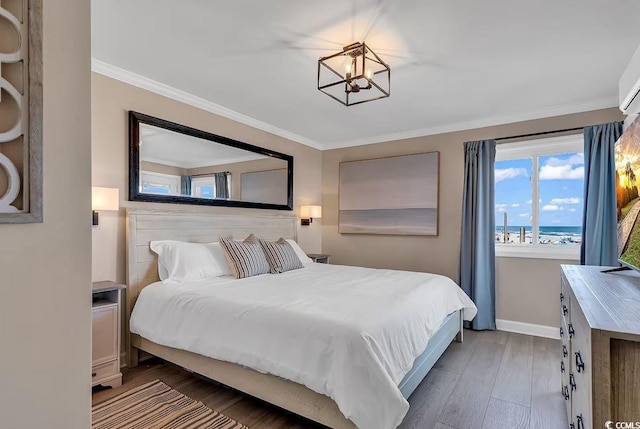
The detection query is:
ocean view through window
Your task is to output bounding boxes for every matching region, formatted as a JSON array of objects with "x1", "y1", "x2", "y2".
[{"x1": 495, "y1": 135, "x2": 583, "y2": 259}]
